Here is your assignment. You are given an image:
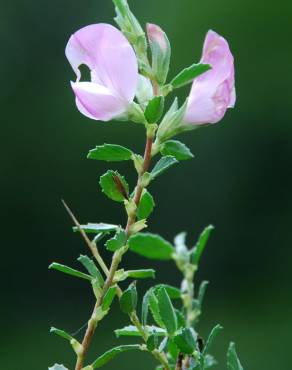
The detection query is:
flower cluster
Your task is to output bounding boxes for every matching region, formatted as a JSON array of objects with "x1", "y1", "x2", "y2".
[
  {"x1": 49, "y1": 1, "x2": 242, "y2": 370},
  {"x1": 65, "y1": 16, "x2": 235, "y2": 131}
]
